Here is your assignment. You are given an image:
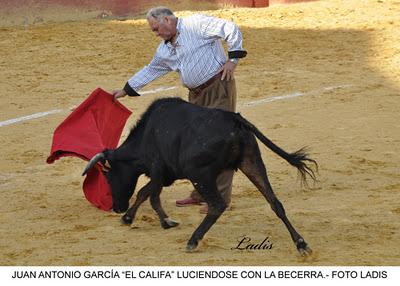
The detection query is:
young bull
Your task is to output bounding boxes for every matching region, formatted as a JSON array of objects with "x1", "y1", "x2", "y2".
[{"x1": 83, "y1": 98, "x2": 317, "y2": 255}]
